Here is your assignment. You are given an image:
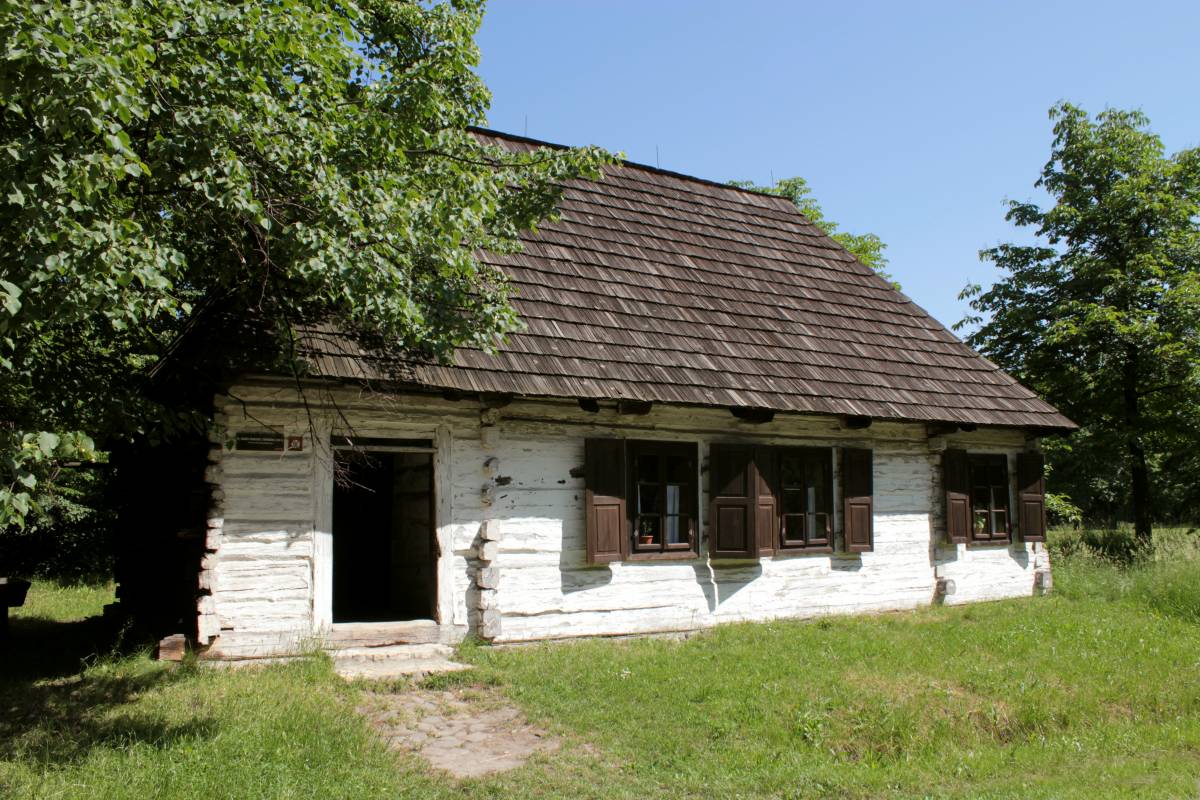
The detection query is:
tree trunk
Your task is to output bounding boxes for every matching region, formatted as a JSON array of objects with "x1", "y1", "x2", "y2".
[{"x1": 1123, "y1": 348, "x2": 1152, "y2": 543}]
